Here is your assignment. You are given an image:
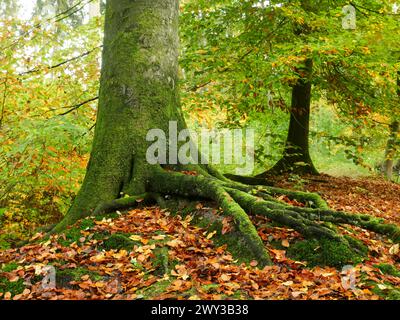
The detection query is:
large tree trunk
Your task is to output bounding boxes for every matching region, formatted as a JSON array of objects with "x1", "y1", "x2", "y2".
[
  {"x1": 51, "y1": 0, "x2": 400, "y2": 268},
  {"x1": 61, "y1": 0, "x2": 184, "y2": 226}
]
